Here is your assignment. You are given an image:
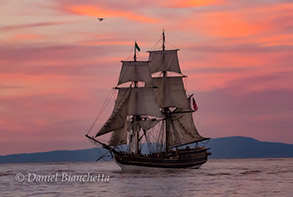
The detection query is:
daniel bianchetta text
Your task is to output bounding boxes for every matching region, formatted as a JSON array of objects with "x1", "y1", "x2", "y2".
[{"x1": 15, "y1": 172, "x2": 110, "y2": 183}]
